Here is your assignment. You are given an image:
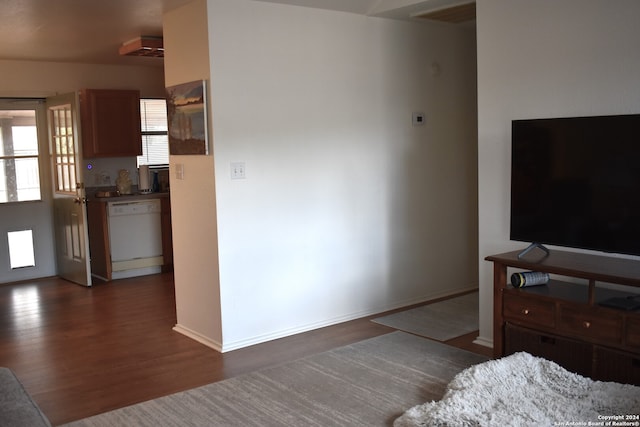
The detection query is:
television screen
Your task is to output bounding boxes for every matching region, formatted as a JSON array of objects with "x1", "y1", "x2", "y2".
[{"x1": 510, "y1": 114, "x2": 640, "y2": 256}]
